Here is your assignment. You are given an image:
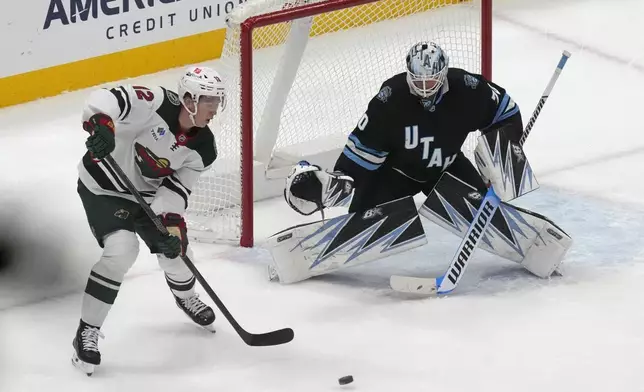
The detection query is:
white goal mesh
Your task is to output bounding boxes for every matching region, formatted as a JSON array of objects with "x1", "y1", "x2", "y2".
[{"x1": 186, "y1": 0, "x2": 488, "y2": 246}]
